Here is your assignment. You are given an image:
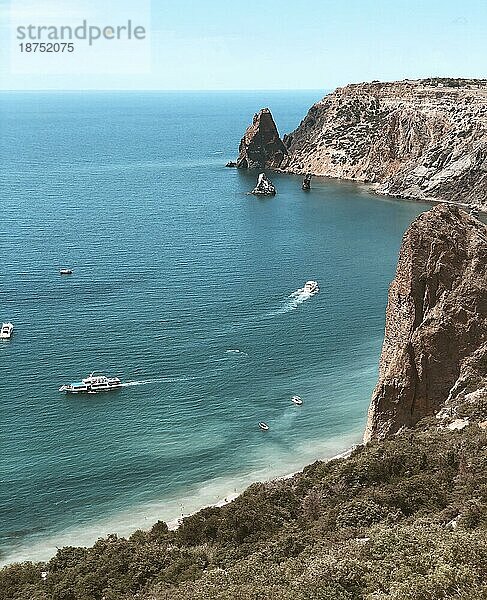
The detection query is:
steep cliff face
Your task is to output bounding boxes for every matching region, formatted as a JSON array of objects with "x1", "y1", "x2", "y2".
[
  {"x1": 281, "y1": 80, "x2": 487, "y2": 208},
  {"x1": 236, "y1": 108, "x2": 288, "y2": 169},
  {"x1": 364, "y1": 204, "x2": 487, "y2": 442}
]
